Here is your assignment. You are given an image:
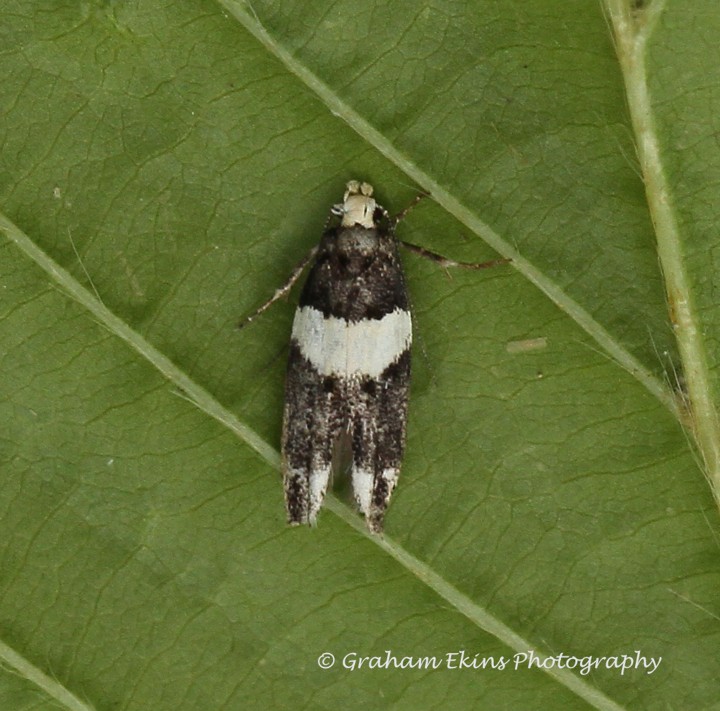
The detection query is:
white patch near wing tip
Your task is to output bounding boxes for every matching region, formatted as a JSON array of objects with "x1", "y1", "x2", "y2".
[
  {"x1": 352, "y1": 466, "x2": 399, "y2": 516},
  {"x1": 286, "y1": 465, "x2": 331, "y2": 526},
  {"x1": 308, "y1": 464, "x2": 332, "y2": 521},
  {"x1": 352, "y1": 467, "x2": 374, "y2": 515}
]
